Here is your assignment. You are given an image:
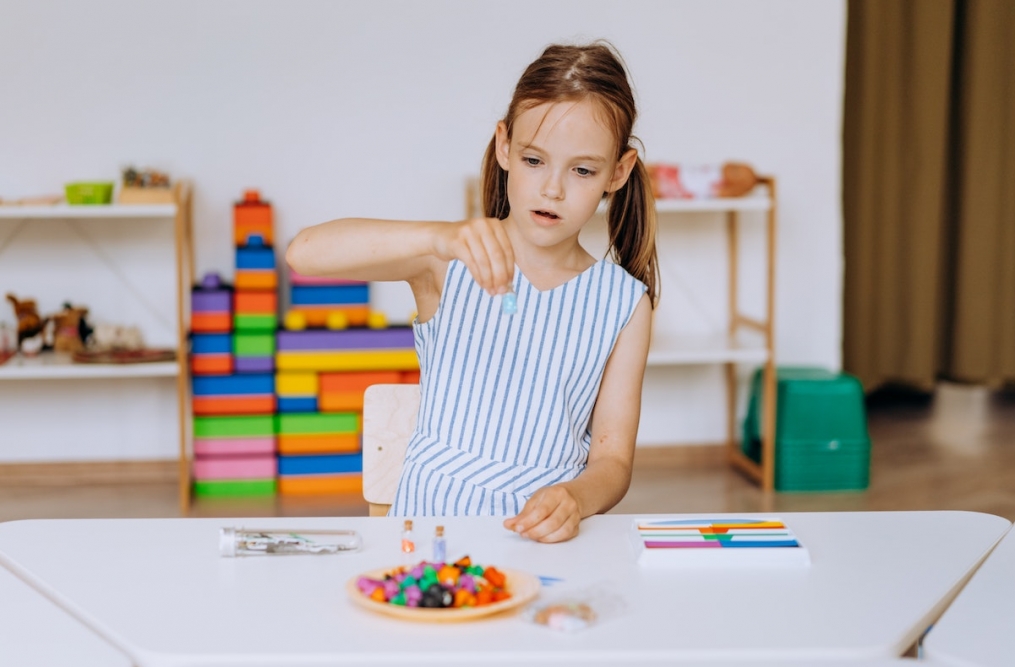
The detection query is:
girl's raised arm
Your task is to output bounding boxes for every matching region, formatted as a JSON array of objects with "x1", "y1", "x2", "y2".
[{"x1": 286, "y1": 217, "x2": 515, "y2": 299}]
